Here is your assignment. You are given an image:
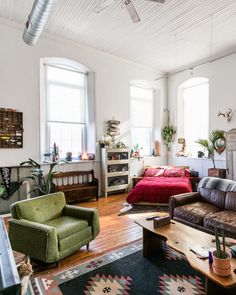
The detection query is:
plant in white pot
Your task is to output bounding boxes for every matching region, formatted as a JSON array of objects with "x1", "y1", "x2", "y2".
[{"x1": 212, "y1": 230, "x2": 231, "y2": 277}]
